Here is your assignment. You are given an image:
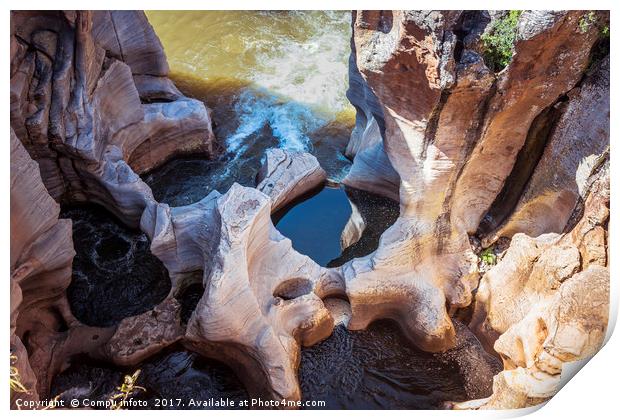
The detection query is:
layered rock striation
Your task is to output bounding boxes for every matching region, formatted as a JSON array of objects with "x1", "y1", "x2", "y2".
[
  {"x1": 10, "y1": 11, "x2": 214, "y2": 227},
  {"x1": 339, "y1": 10, "x2": 610, "y2": 409},
  {"x1": 10, "y1": 10, "x2": 336, "y2": 406}
]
